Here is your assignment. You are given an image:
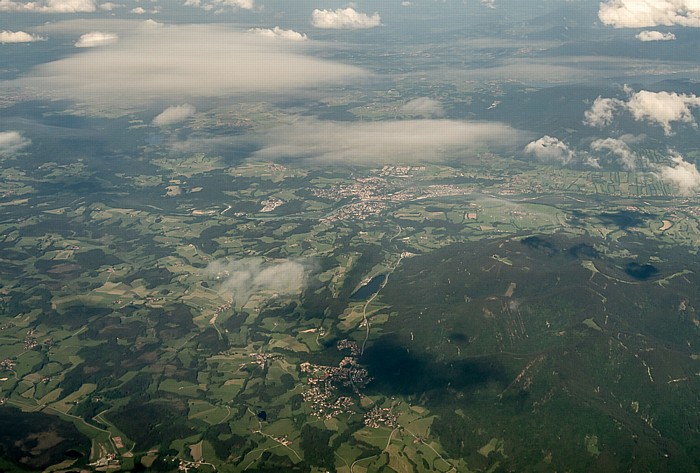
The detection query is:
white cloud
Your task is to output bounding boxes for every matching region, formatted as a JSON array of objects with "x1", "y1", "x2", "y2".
[
  {"x1": 599, "y1": 0, "x2": 700, "y2": 28},
  {"x1": 657, "y1": 152, "x2": 700, "y2": 195},
  {"x1": 153, "y1": 103, "x2": 196, "y2": 127},
  {"x1": 0, "y1": 30, "x2": 43, "y2": 43},
  {"x1": 75, "y1": 31, "x2": 118, "y2": 47},
  {"x1": 400, "y1": 97, "x2": 445, "y2": 117},
  {"x1": 252, "y1": 118, "x2": 527, "y2": 165},
  {"x1": 129, "y1": 6, "x2": 145, "y2": 13},
  {"x1": 481, "y1": 0, "x2": 496, "y2": 9},
  {"x1": 524, "y1": 136, "x2": 574, "y2": 164},
  {"x1": 249, "y1": 26, "x2": 308, "y2": 41},
  {"x1": 0, "y1": 0, "x2": 96, "y2": 12},
  {"x1": 636, "y1": 30, "x2": 676, "y2": 41},
  {"x1": 590, "y1": 137, "x2": 639, "y2": 170},
  {"x1": 626, "y1": 90, "x2": 700, "y2": 134},
  {"x1": 584, "y1": 96, "x2": 625, "y2": 128},
  {"x1": 311, "y1": 8, "x2": 381, "y2": 29},
  {"x1": 0, "y1": 131, "x2": 31, "y2": 156},
  {"x1": 206, "y1": 258, "x2": 312, "y2": 306},
  {"x1": 13, "y1": 21, "x2": 367, "y2": 111},
  {"x1": 99, "y1": 2, "x2": 120, "y2": 10},
  {"x1": 584, "y1": 88, "x2": 700, "y2": 135}
]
